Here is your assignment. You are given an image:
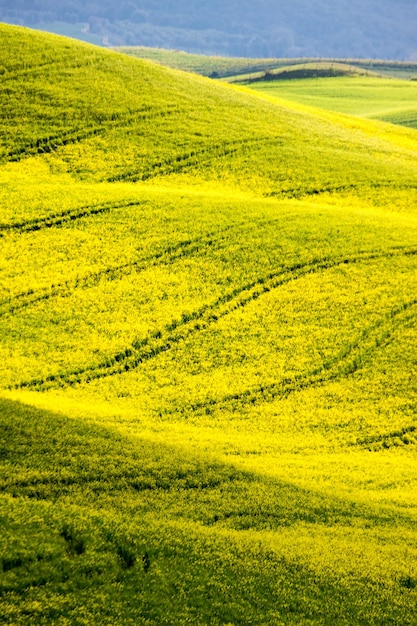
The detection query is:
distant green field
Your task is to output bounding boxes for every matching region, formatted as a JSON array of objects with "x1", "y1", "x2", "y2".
[
  {"x1": 245, "y1": 76, "x2": 417, "y2": 129},
  {"x1": 118, "y1": 46, "x2": 417, "y2": 80},
  {"x1": 1, "y1": 24, "x2": 417, "y2": 625},
  {"x1": 116, "y1": 46, "x2": 303, "y2": 77},
  {"x1": 117, "y1": 49, "x2": 417, "y2": 129}
]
